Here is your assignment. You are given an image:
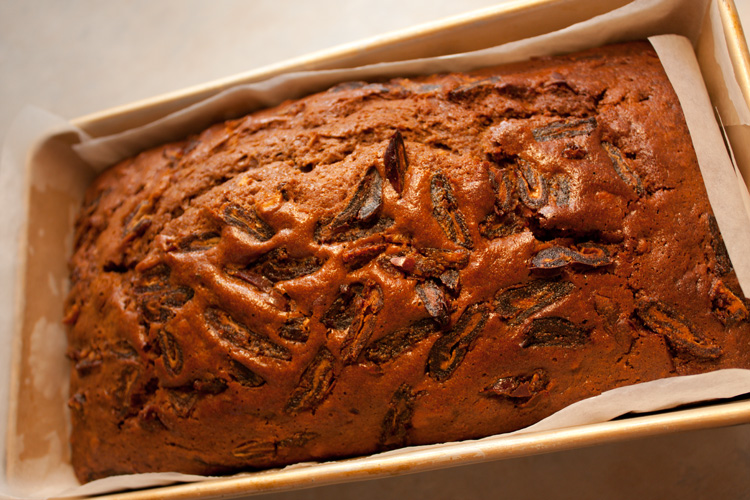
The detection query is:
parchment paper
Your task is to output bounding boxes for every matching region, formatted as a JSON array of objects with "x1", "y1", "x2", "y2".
[{"x1": 3, "y1": 0, "x2": 750, "y2": 498}]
